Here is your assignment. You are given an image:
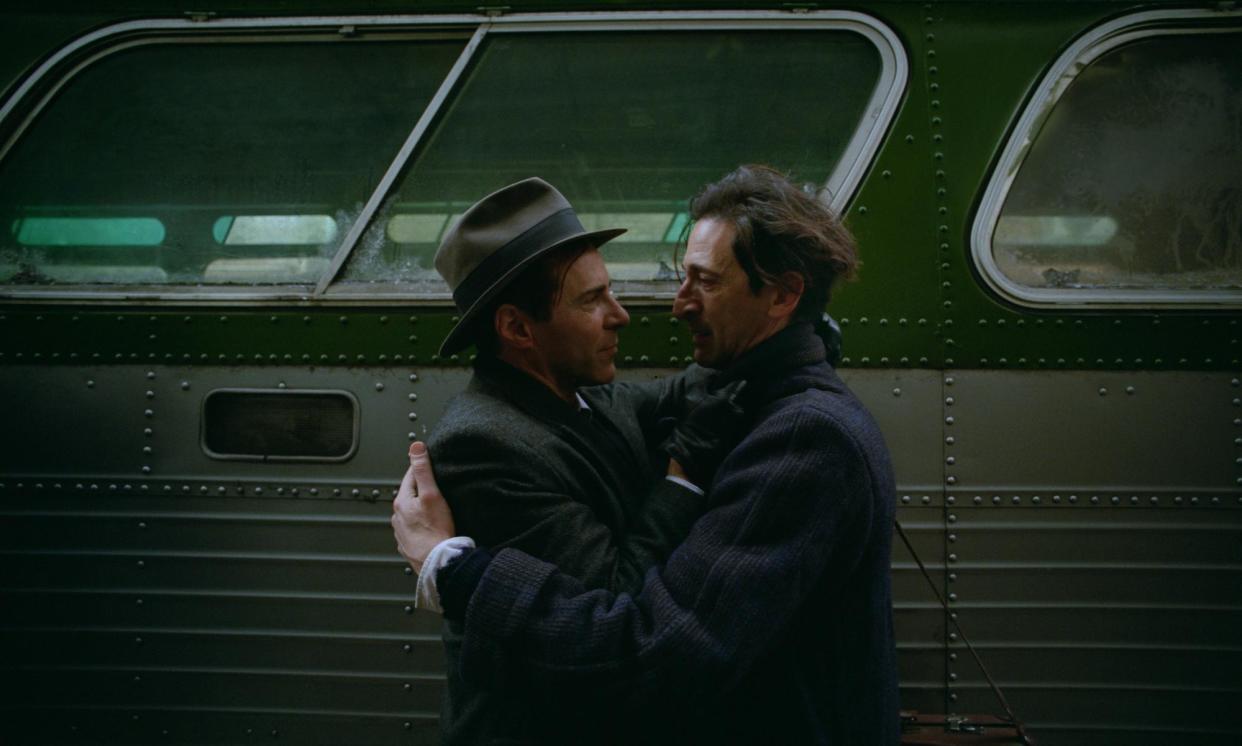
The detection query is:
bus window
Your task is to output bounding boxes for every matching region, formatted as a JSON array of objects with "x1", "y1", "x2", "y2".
[
  {"x1": 0, "y1": 35, "x2": 465, "y2": 287},
  {"x1": 976, "y1": 24, "x2": 1242, "y2": 306},
  {"x1": 336, "y1": 27, "x2": 891, "y2": 296},
  {"x1": 202, "y1": 388, "x2": 359, "y2": 462}
]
